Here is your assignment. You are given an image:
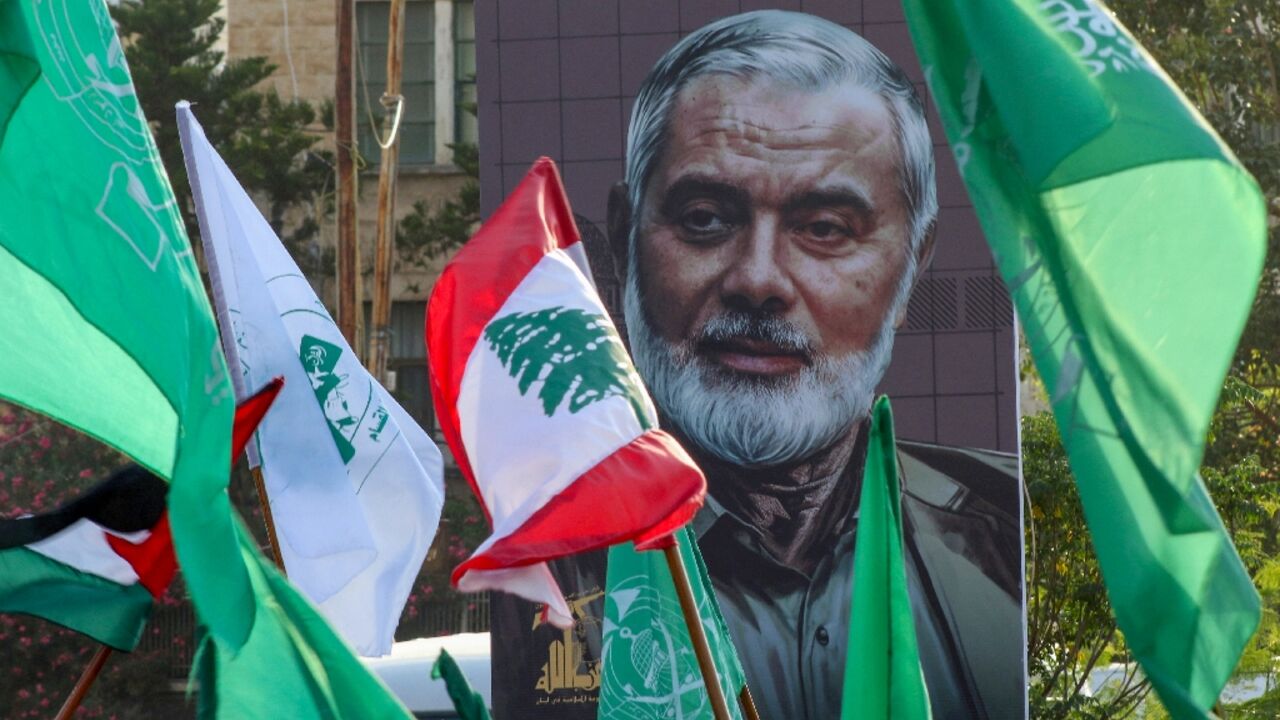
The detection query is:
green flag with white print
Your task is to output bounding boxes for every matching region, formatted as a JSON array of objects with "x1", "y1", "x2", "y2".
[
  {"x1": 903, "y1": 0, "x2": 1265, "y2": 715},
  {"x1": 599, "y1": 527, "x2": 748, "y2": 720}
]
